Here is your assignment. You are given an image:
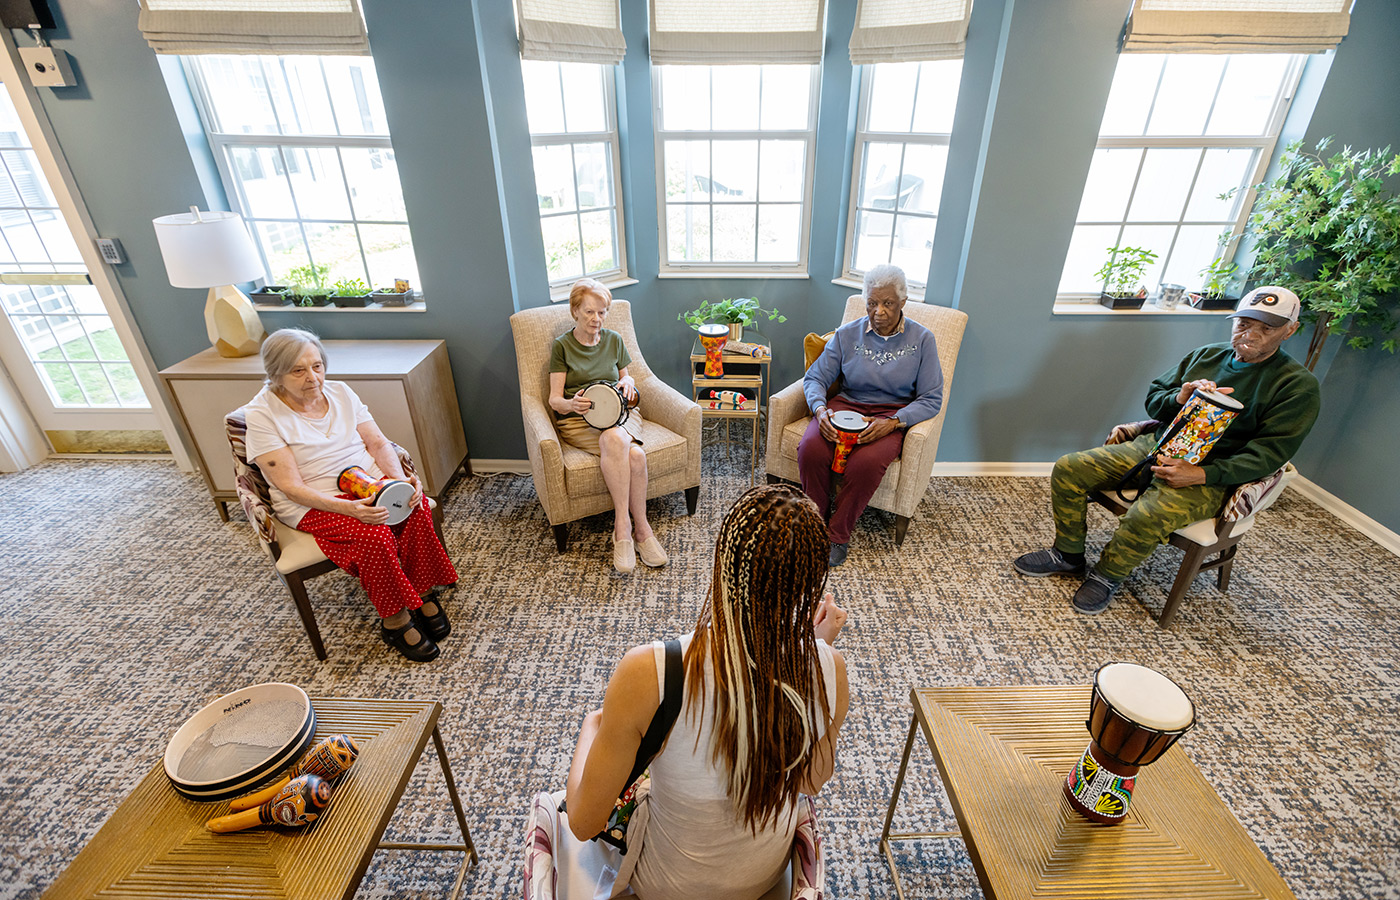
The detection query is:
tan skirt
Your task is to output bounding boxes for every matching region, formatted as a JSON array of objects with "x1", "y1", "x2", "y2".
[{"x1": 555, "y1": 411, "x2": 644, "y2": 455}]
